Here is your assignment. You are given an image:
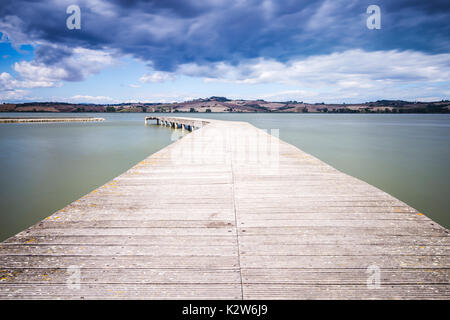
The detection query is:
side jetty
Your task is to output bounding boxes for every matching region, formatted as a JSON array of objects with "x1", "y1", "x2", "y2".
[{"x1": 0, "y1": 117, "x2": 104, "y2": 123}]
